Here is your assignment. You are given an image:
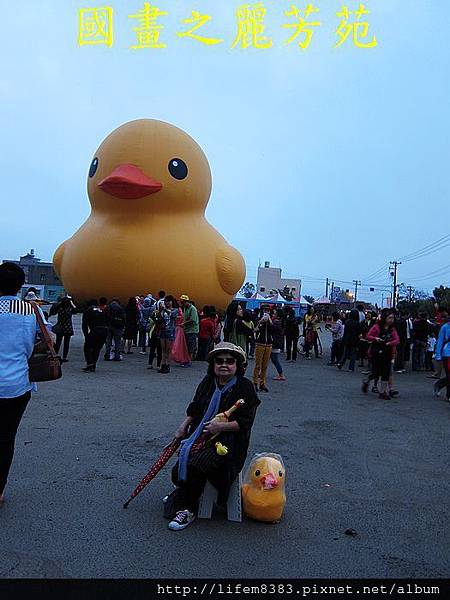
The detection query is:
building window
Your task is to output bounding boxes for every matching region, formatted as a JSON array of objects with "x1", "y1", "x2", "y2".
[
  {"x1": 260, "y1": 287, "x2": 265, "y2": 292},
  {"x1": 40, "y1": 274, "x2": 46, "y2": 282}
]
